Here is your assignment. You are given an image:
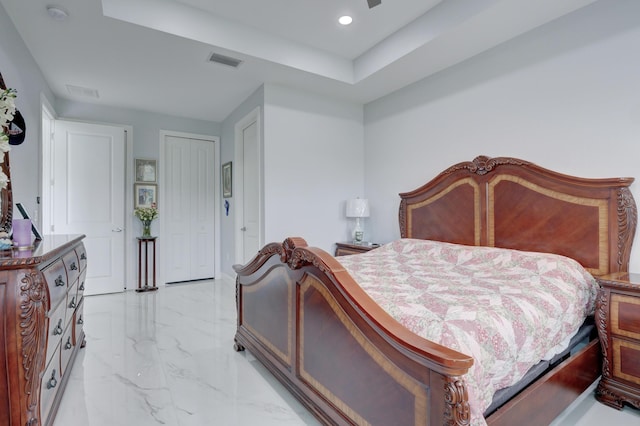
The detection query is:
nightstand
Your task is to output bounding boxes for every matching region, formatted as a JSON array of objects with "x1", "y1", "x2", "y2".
[
  {"x1": 334, "y1": 242, "x2": 380, "y2": 256},
  {"x1": 595, "y1": 272, "x2": 640, "y2": 411}
]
